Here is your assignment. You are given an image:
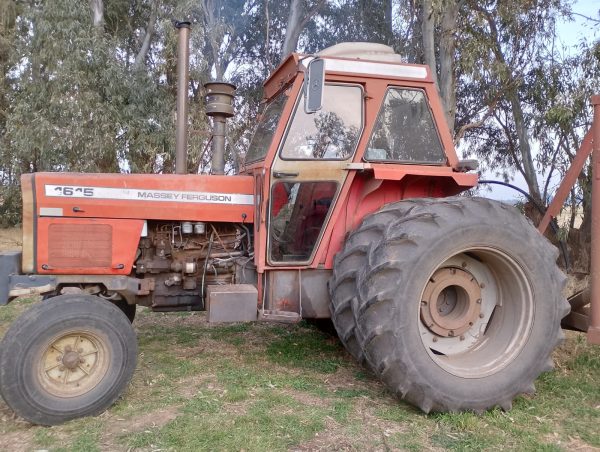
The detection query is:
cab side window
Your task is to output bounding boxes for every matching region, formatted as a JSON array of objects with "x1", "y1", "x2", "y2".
[
  {"x1": 281, "y1": 84, "x2": 363, "y2": 160},
  {"x1": 365, "y1": 88, "x2": 446, "y2": 164}
]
